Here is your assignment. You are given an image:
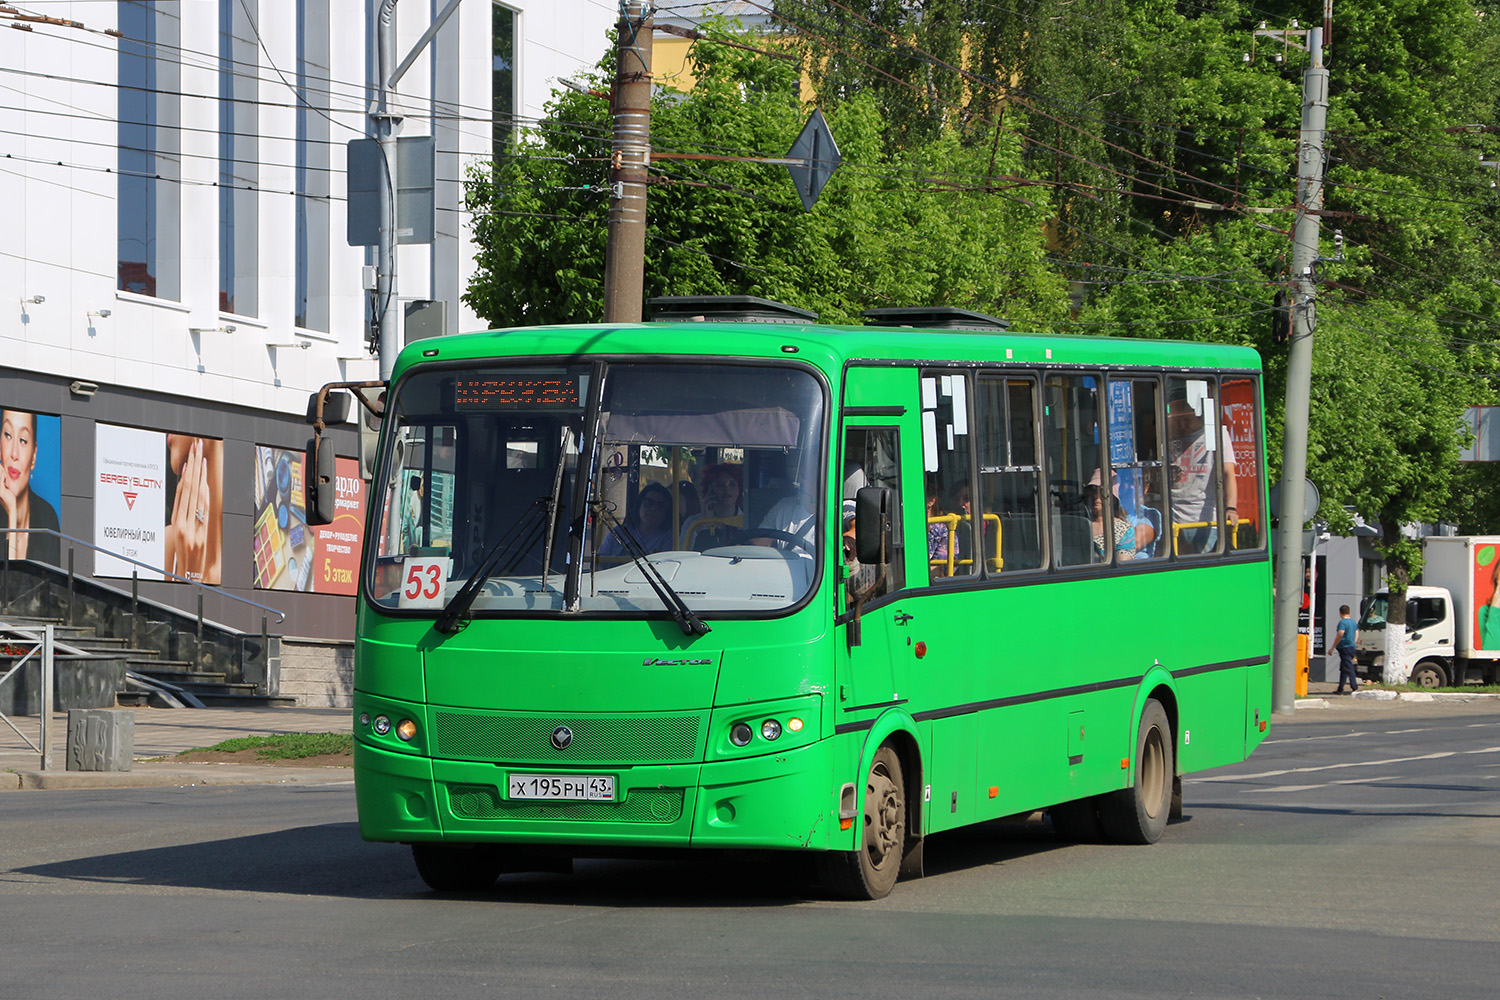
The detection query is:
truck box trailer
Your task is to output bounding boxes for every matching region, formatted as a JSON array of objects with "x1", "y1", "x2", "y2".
[{"x1": 1355, "y1": 536, "x2": 1500, "y2": 687}]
